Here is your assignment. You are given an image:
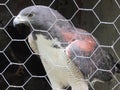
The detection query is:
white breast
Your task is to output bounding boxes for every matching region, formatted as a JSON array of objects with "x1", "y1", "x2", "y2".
[
  {"x1": 28, "y1": 34, "x2": 39, "y2": 54},
  {"x1": 34, "y1": 34, "x2": 70, "y2": 86},
  {"x1": 28, "y1": 34, "x2": 88, "y2": 90},
  {"x1": 35, "y1": 34, "x2": 68, "y2": 66}
]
